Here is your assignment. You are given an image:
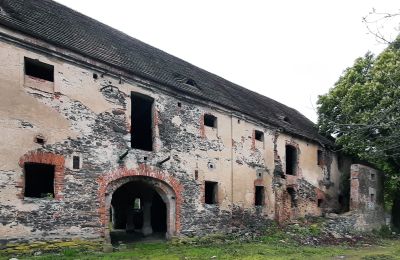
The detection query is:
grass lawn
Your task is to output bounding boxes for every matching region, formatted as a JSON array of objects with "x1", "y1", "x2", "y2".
[{"x1": 3, "y1": 238, "x2": 400, "y2": 260}]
